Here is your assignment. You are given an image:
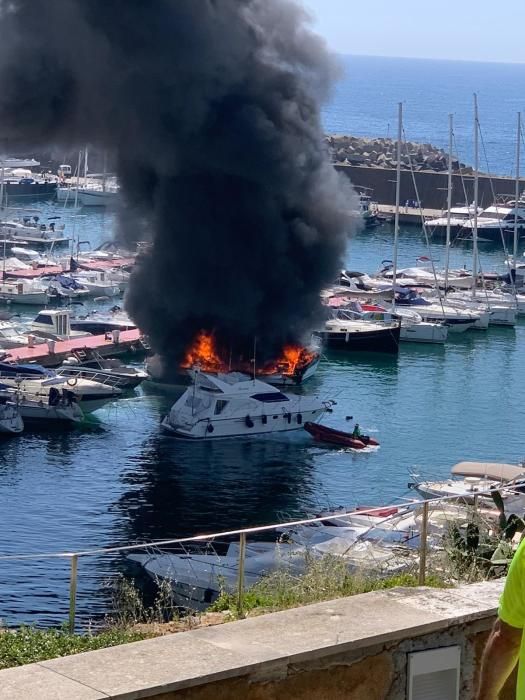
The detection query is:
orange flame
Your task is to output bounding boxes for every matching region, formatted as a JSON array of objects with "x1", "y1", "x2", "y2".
[
  {"x1": 181, "y1": 331, "x2": 225, "y2": 372},
  {"x1": 181, "y1": 332, "x2": 318, "y2": 379},
  {"x1": 260, "y1": 345, "x2": 318, "y2": 378}
]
